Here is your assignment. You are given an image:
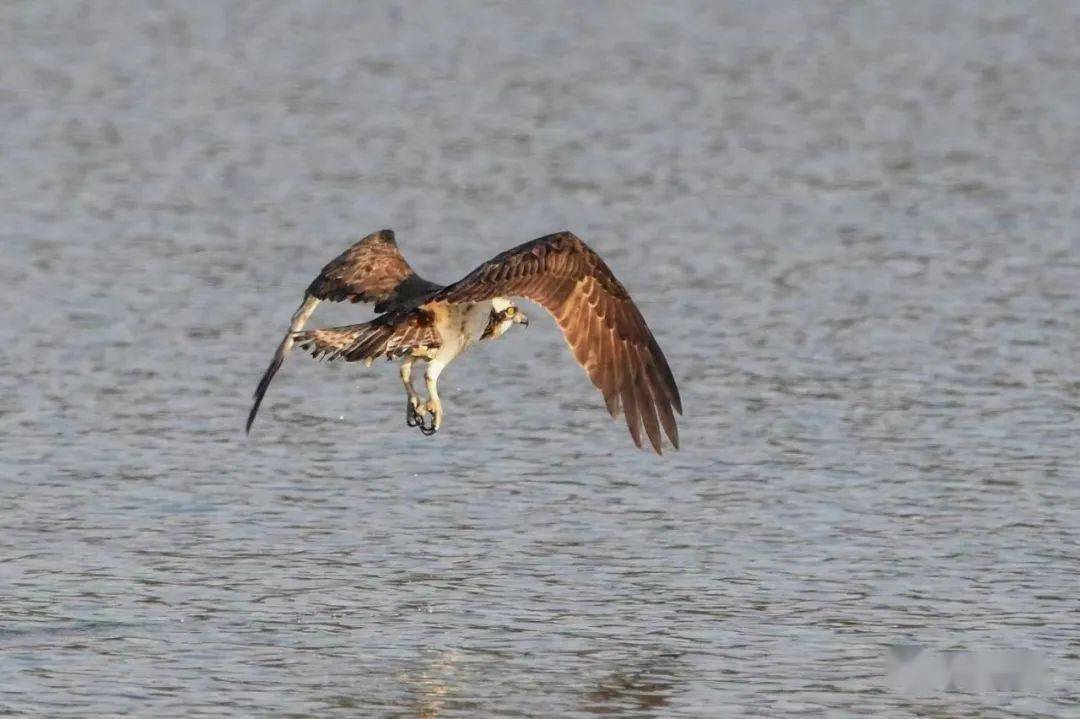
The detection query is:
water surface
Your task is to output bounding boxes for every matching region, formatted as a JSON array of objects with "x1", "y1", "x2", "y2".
[{"x1": 1, "y1": 2, "x2": 1078, "y2": 716}]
